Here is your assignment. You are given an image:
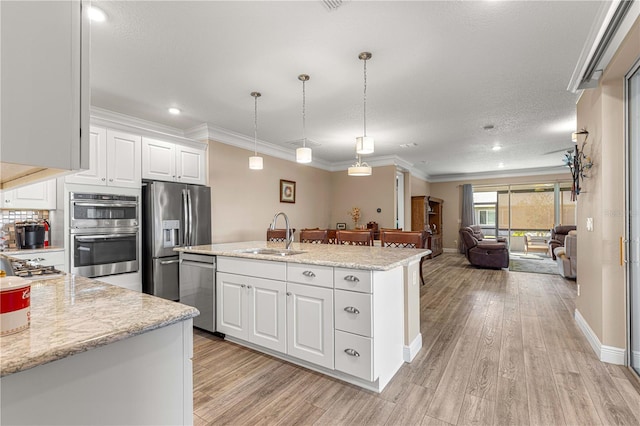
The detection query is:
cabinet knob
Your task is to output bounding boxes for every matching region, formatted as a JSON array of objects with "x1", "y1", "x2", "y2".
[
  {"x1": 240, "y1": 284, "x2": 246, "y2": 288},
  {"x1": 344, "y1": 348, "x2": 360, "y2": 357},
  {"x1": 302, "y1": 270, "x2": 316, "y2": 278},
  {"x1": 344, "y1": 275, "x2": 360, "y2": 282},
  {"x1": 109, "y1": 178, "x2": 113, "y2": 182},
  {"x1": 286, "y1": 292, "x2": 292, "y2": 296},
  {"x1": 343, "y1": 306, "x2": 360, "y2": 315},
  {"x1": 247, "y1": 285, "x2": 252, "y2": 289}
]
